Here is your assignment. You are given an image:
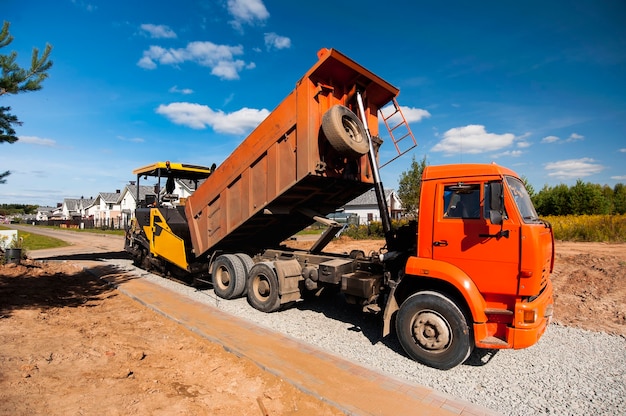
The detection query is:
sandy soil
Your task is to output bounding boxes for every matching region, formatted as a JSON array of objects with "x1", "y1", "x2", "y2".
[
  {"x1": 0, "y1": 259, "x2": 343, "y2": 416},
  {"x1": 1, "y1": 233, "x2": 625, "y2": 415}
]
